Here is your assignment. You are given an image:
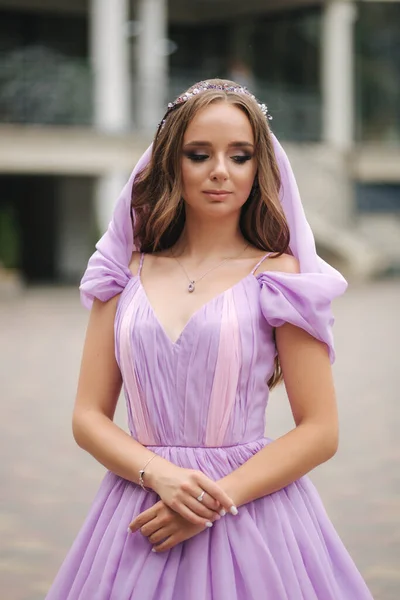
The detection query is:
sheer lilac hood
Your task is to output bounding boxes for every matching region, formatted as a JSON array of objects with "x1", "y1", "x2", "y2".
[{"x1": 79, "y1": 135, "x2": 347, "y2": 362}]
